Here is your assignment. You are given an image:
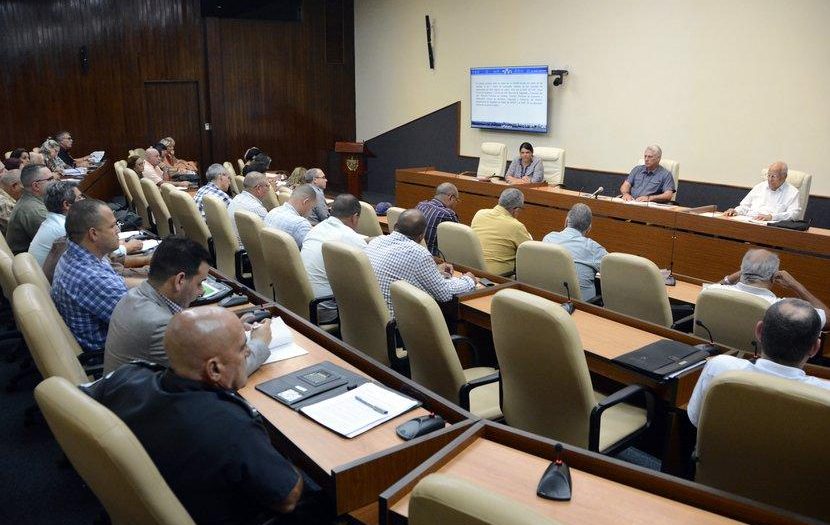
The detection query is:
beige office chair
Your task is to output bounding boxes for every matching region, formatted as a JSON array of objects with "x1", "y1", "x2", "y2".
[
  {"x1": 261, "y1": 185, "x2": 279, "y2": 212},
  {"x1": 12, "y1": 284, "x2": 87, "y2": 384},
  {"x1": 322, "y1": 241, "x2": 405, "y2": 369},
  {"x1": 761, "y1": 168, "x2": 811, "y2": 220},
  {"x1": 159, "y1": 184, "x2": 180, "y2": 234},
  {"x1": 409, "y1": 474, "x2": 560, "y2": 525},
  {"x1": 3, "y1": 151, "x2": 10, "y2": 159},
  {"x1": 203, "y1": 195, "x2": 244, "y2": 281},
  {"x1": 600, "y1": 253, "x2": 672, "y2": 327},
  {"x1": 234, "y1": 210, "x2": 271, "y2": 298},
  {"x1": 476, "y1": 142, "x2": 508, "y2": 179},
  {"x1": 356, "y1": 201, "x2": 383, "y2": 237},
  {"x1": 35, "y1": 376, "x2": 195, "y2": 525},
  {"x1": 515, "y1": 241, "x2": 582, "y2": 300},
  {"x1": 437, "y1": 222, "x2": 487, "y2": 270},
  {"x1": 223, "y1": 161, "x2": 240, "y2": 194},
  {"x1": 533, "y1": 146, "x2": 565, "y2": 186},
  {"x1": 0, "y1": 230, "x2": 13, "y2": 259},
  {"x1": 695, "y1": 370, "x2": 830, "y2": 523},
  {"x1": 391, "y1": 281, "x2": 501, "y2": 419},
  {"x1": 168, "y1": 190, "x2": 211, "y2": 252},
  {"x1": 114, "y1": 160, "x2": 133, "y2": 209},
  {"x1": 123, "y1": 168, "x2": 152, "y2": 231},
  {"x1": 637, "y1": 157, "x2": 680, "y2": 199},
  {"x1": 234, "y1": 175, "x2": 245, "y2": 195},
  {"x1": 12, "y1": 253, "x2": 51, "y2": 296},
  {"x1": 141, "y1": 179, "x2": 173, "y2": 238},
  {"x1": 694, "y1": 288, "x2": 769, "y2": 355},
  {"x1": 491, "y1": 288, "x2": 651, "y2": 454},
  {"x1": 385, "y1": 206, "x2": 405, "y2": 233},
  {"x1": 237, "y1": 158, "x2": 245, "y2": 174},
  {"x1": 276, "y1": 187, "x2": 292, "y2": 206},
  {"x1": 132, "y1": 148, "x2": 146, "y2": 158},
  {"x1": 0, "y1": 249, "x2": 18, "y2": 301}
]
